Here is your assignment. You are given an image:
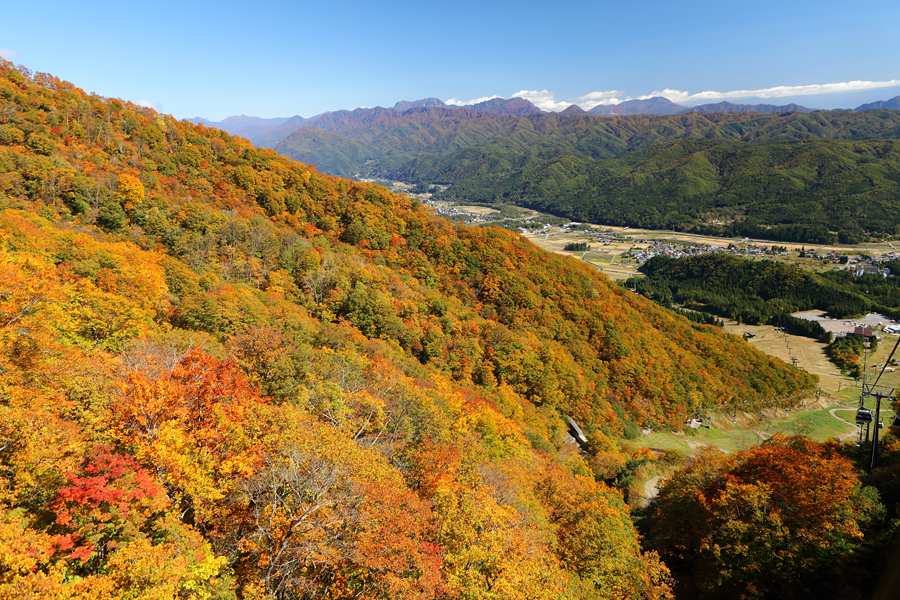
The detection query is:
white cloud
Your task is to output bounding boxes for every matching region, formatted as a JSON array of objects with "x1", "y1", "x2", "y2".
[
  {"x1": 137, "y1": 99, "x2": 156, "y2": 109},
  {"x1": 0, "y1": 49, "x2": 19, "y2": 60},
  {"x1": 442, "y1": 78, "x2": 900, "y2": 114},
  {"x1": 445, "y1": 95, "x2": 502, "y2": 106},
  {"x1": 575, "y1": 90, "x2": 626, "y2": 109},
  {"x1": 635, "y1": 80, "x2": 900, "y2": 105},
  {"x1": 512, "y1": 89, "x2": 572, "y2": 112},
  {"x1": 447, "y1": 91, "x2": 574, "y2": 111}
]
